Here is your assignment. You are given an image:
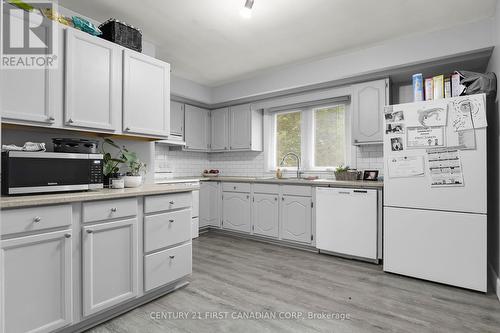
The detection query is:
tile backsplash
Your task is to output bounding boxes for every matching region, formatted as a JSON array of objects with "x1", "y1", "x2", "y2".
[{"x1": 155, "y1": 143, "x2": 384, "y2": 179}]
